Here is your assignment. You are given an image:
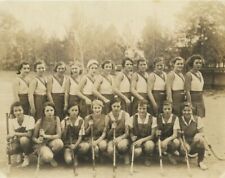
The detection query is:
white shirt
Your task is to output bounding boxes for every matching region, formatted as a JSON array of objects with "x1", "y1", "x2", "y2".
[
  {"x1": 129, "y1": 113, "x2": 157, "y2": 129},
  {"x1": 190, "y1": 72, "x2": 204, "y2": 91},
  {"x1": 9, "y1": 115, "x2": 35, "y2": 136}
]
